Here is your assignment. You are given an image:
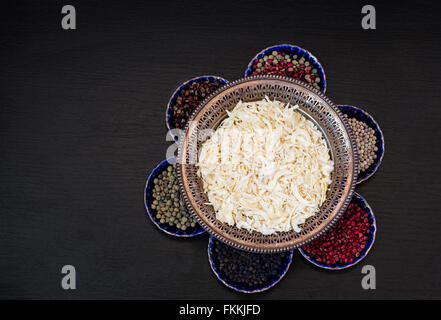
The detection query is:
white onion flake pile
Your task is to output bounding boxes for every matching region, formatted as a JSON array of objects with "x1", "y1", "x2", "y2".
[{"x1": 197, "y1": 97, "x2": 334, "y2": 235}]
